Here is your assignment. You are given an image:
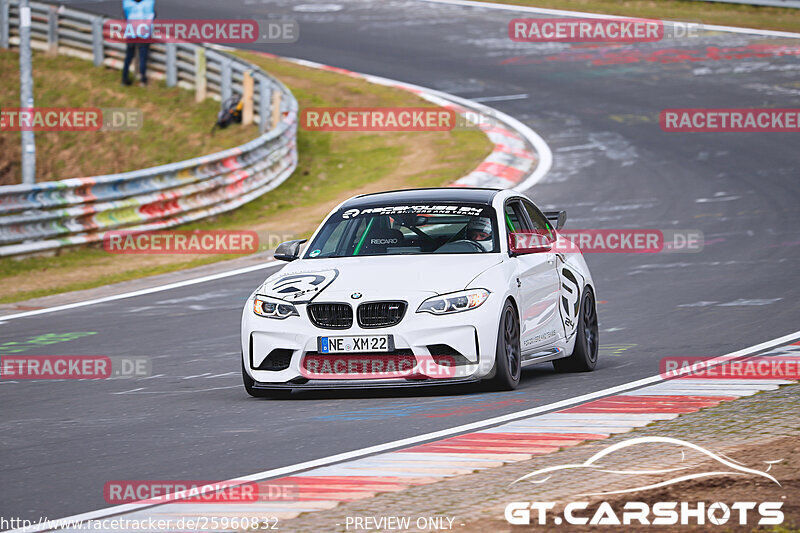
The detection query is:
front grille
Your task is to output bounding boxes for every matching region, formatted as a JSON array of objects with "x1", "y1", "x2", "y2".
[
  {"x1": 308, "y1": 303, "x2": 353, "y2": 329},
  {"x1": 357, "y1": 301, "x2": 407, "y2": 329}
]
